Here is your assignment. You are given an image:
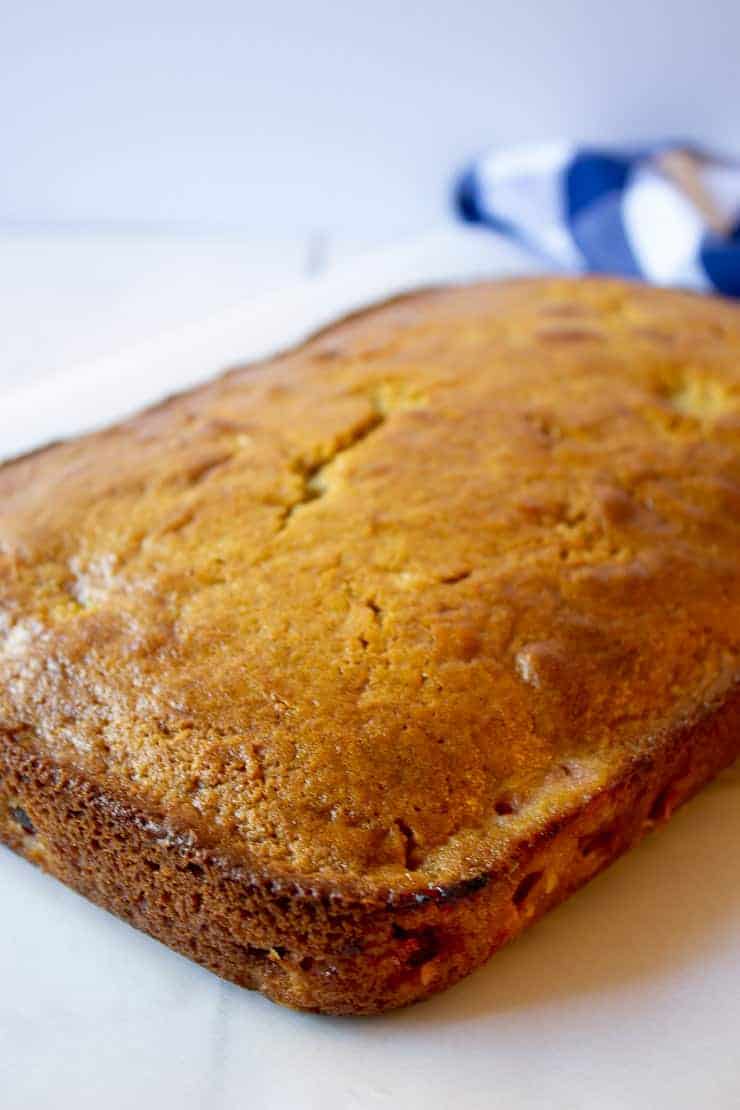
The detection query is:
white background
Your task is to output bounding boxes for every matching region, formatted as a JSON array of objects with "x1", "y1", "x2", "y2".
[
  {"x1": 3, "y1": 0, "x2": 740, "y2": 239},
  {"x1": 3, "y1": 0, "x2": 740, "y2": 391}
]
